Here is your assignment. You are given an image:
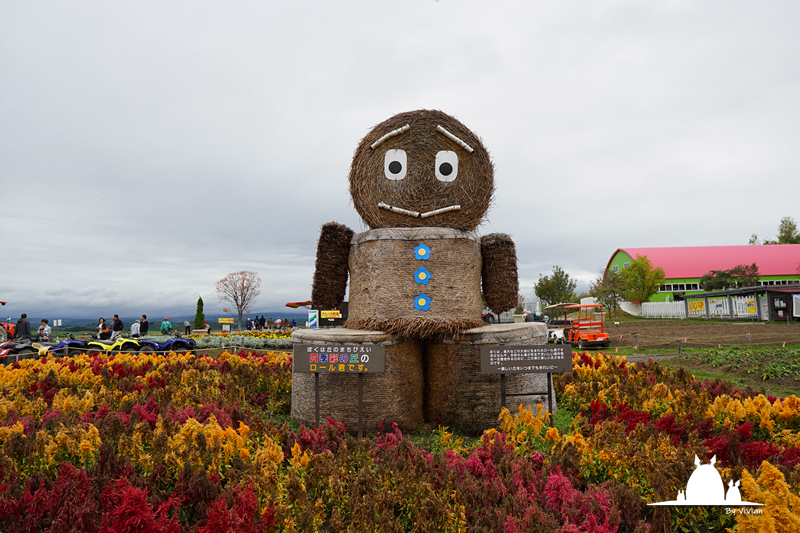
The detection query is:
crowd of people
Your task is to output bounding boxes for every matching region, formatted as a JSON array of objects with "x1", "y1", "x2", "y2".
[
  {"x1": 245, "y1": 316, "x2": 296, "y2": 330},
  {"x1": 8, "y1": 311, "x2": 298, "y2": 342}
]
